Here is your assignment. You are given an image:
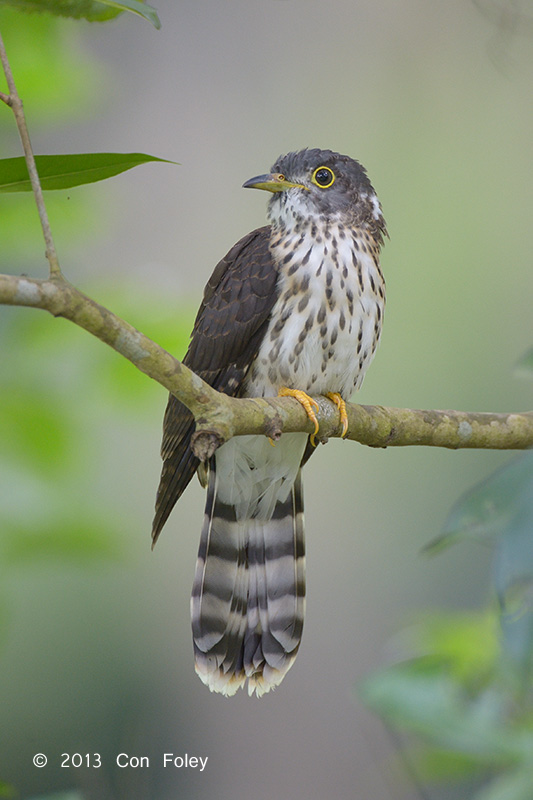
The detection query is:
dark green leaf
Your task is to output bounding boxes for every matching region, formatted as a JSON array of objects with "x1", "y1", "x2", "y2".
[
  {"x1": 0, "y1": 0, "x2": 121, "y2": 22},
  {"x1": 0, "y1": 0, "x2": 160, "y2": 27},
  {"x1": 0, "y1": 153, "x2": 175, "y2": 193}
]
